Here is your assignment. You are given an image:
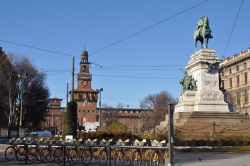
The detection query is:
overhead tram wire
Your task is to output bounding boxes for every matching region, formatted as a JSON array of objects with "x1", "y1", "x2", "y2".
[
  {"x1": 90, "y1": 0, "x2": 210, "y2": 56},
  {"x1": 0, "y1": 37, "x2": 185, "y2": 69},
  {"x1": 42, "y1": 68, "x2": 180, "y2": 80},
  {"x1": 94, "y1": 74, "x2": 178, "y2": 80},
  {"x1": 0, "y1": 39, "x2": 74, "y2": 57},
  {"x1": 222, "y1": 0, "x2": 244, "y2": 58},
  {"x1": 39, "y1": 65, "x2": 185, "y2": 72},
  {"x1": 92, "y1": 65, "x2": 185, "y2": 71},
  {"x1": 0, "y1": 1, "x2": 210, "y2": 60}
]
